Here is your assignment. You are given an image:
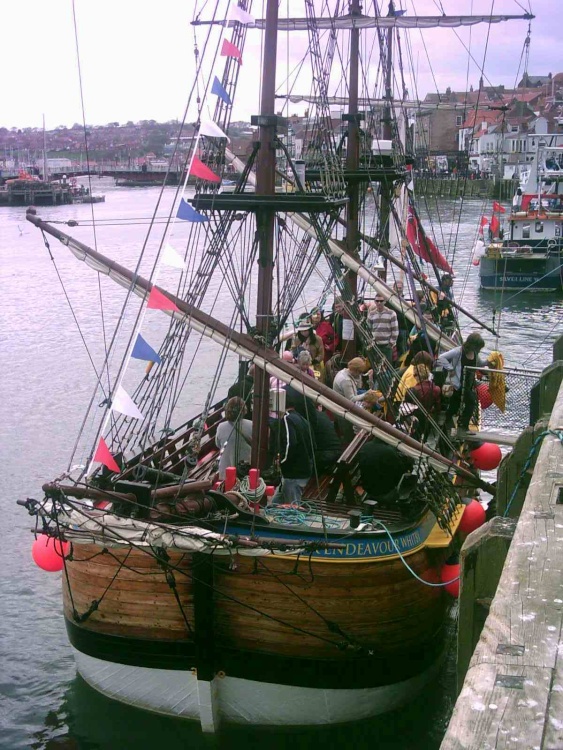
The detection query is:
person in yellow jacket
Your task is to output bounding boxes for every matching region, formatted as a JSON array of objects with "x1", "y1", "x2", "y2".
[{"x1": 394, "y1": 351, "x2": 435, "y2": 403}]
